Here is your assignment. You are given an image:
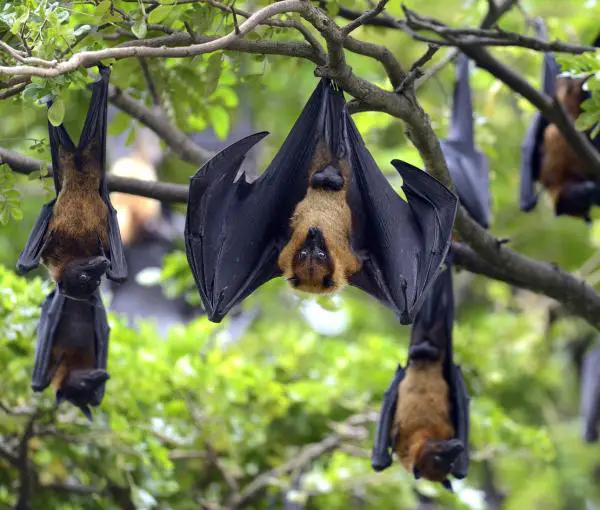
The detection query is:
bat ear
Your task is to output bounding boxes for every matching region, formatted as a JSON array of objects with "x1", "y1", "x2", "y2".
[
  {"x1": 78, "y1": 404, "x2": 94, "y2": 423},
  {"x1": 412, "y1": 466, "x2": 421, "y2": 480},
  {"x1": 442, "y1": 479, "x2": 454, "y2": 492},
  {"x1": 55, "y1": 390, "x2": 65, "y2": 406}
]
